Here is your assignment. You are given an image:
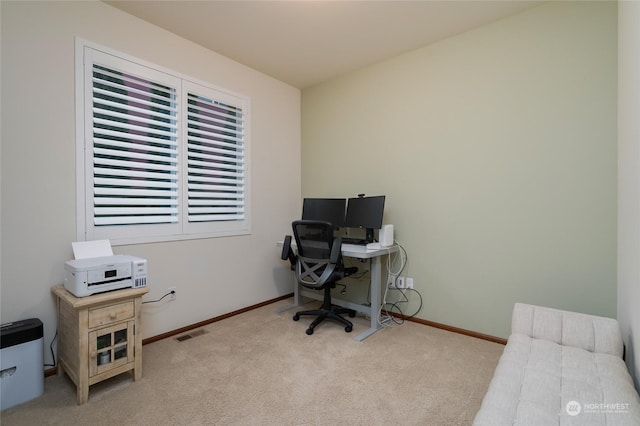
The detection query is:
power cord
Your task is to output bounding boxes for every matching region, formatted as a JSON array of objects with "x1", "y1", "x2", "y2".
[
  {"x1": 378, "y1": 241, "x2": 424, "y2": 326},
  {"x1": 380, "y1": 286, "x2": 423, "y2": 325},
  {"x1": 44, "y1": 330, "x2": 58, "y2": 368},
  {"x1": 142, "y1": 289, "x2": 175, "y2": 304}
]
